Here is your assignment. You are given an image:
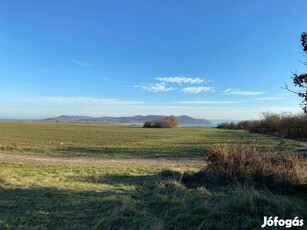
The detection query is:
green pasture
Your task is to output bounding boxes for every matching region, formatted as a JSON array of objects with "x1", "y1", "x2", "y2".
[
  {"x1": 0, "y1": 122, "x2": 305, "y2": 229},
  {"x1": 0, "y1": 163, "x2": 306, "y2": 229},
  {"x1": 0, "y1": 122, "x2": 301, "y2": 158}
]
